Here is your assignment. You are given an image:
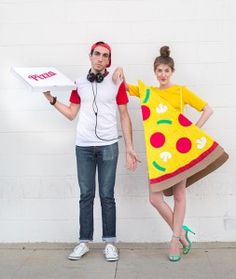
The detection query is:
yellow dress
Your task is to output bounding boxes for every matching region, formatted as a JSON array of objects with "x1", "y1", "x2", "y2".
[{"x1": 128, "y1": 81, "x2": 228, "y2": 196}]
